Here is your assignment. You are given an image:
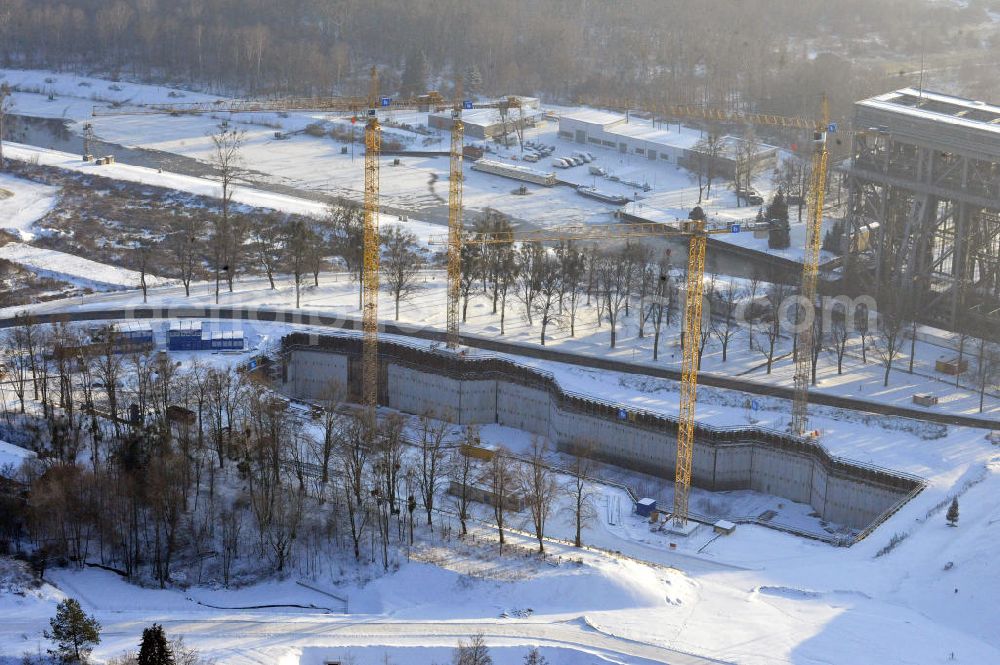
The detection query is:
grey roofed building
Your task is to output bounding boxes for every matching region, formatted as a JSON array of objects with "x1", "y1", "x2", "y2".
[{"x1": 557, "y1": 109, "x2": 778, "y2": 177}]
